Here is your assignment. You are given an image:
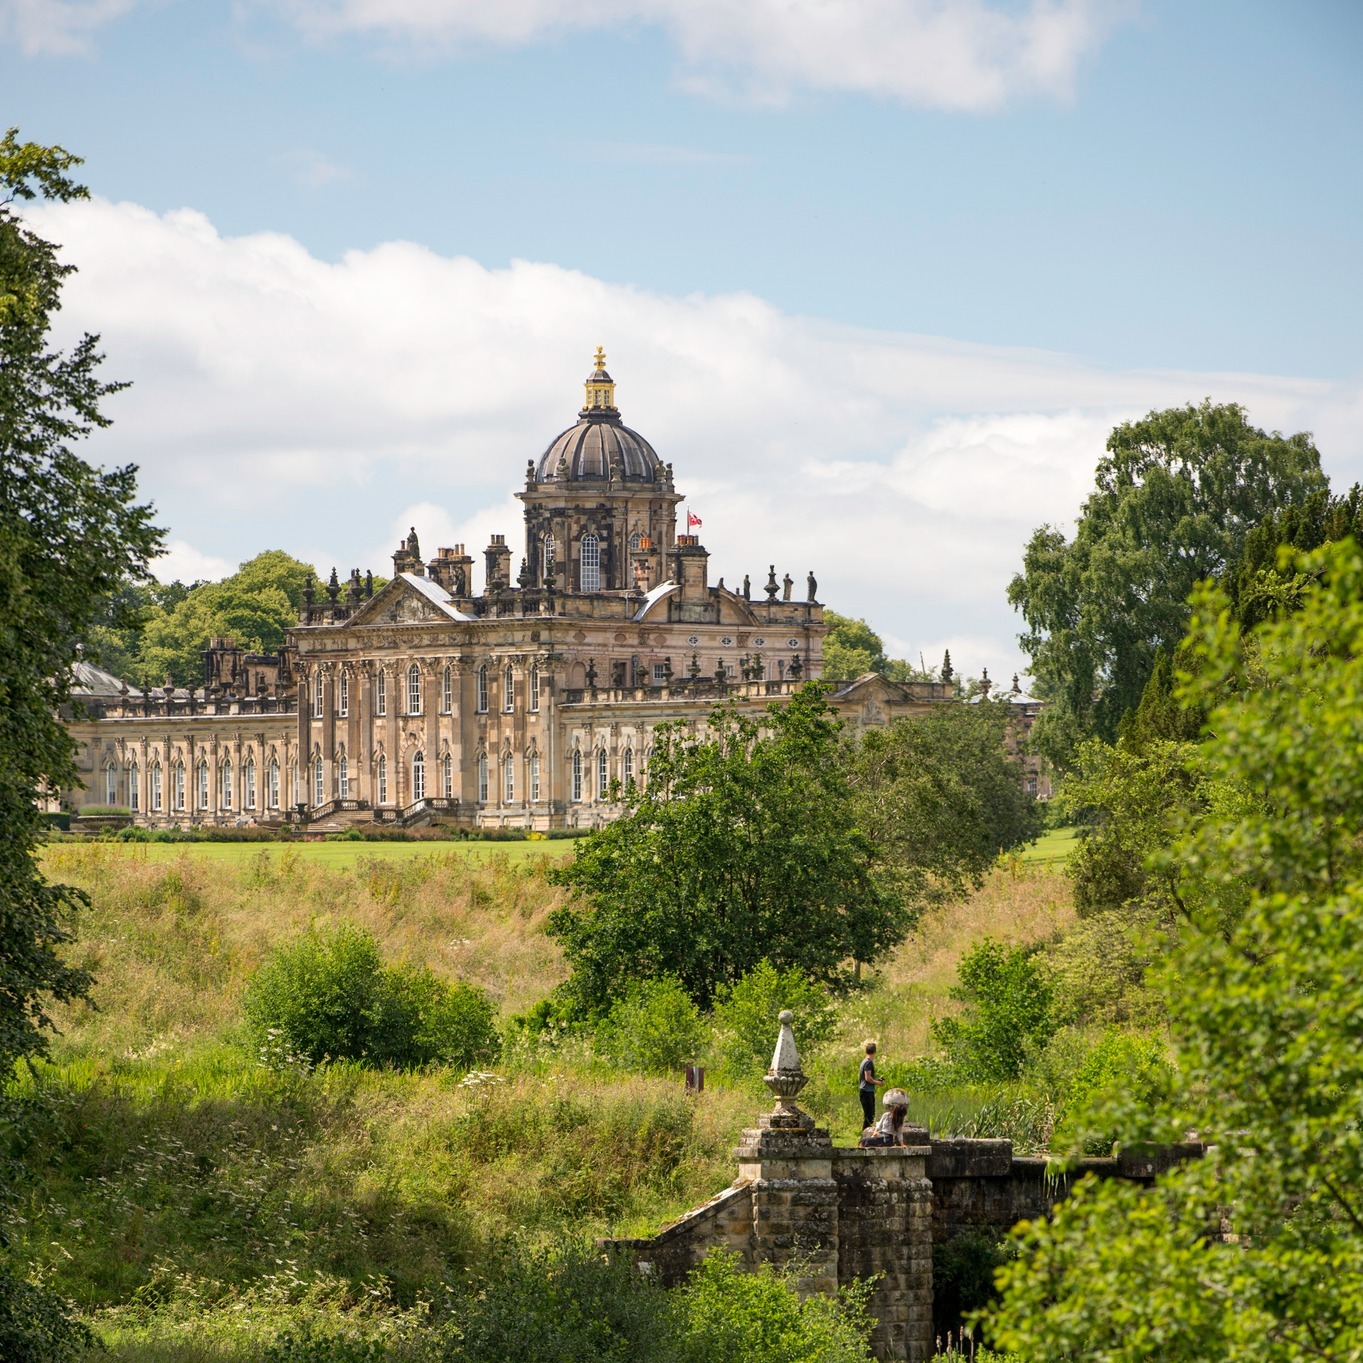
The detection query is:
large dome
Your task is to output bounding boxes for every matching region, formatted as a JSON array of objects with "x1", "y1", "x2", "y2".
[{"x1": 535, "y1": 412, "x2": 662, "y2": 483}]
